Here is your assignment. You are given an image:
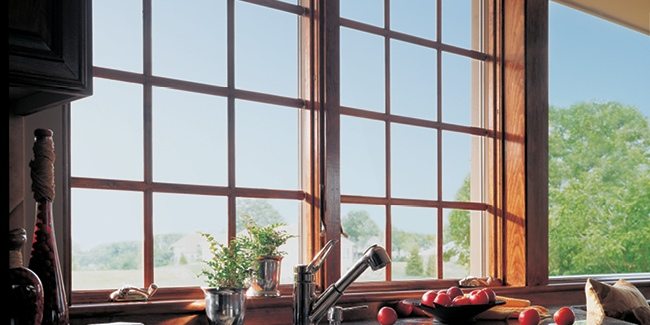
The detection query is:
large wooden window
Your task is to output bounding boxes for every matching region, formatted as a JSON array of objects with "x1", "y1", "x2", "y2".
[
  {"x1": 69, "y1": 0, "x2": 517, "y2": 301},
  {"x1": 337, "y1": 0, "x2": 492, "y2": 282},
  {"x1": 71, "y1": 0, "x2": 309, "y2": 292}
]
